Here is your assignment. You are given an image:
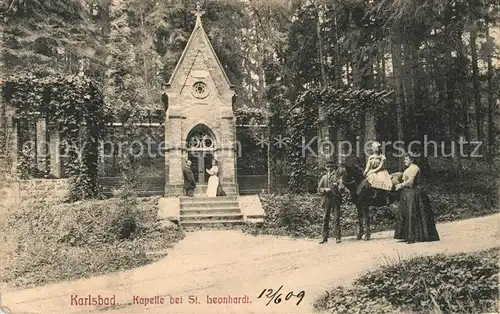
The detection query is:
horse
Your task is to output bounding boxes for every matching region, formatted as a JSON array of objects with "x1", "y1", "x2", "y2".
[{"x1": 336, "y1": 163, "x2": 403, "y2": 240}]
